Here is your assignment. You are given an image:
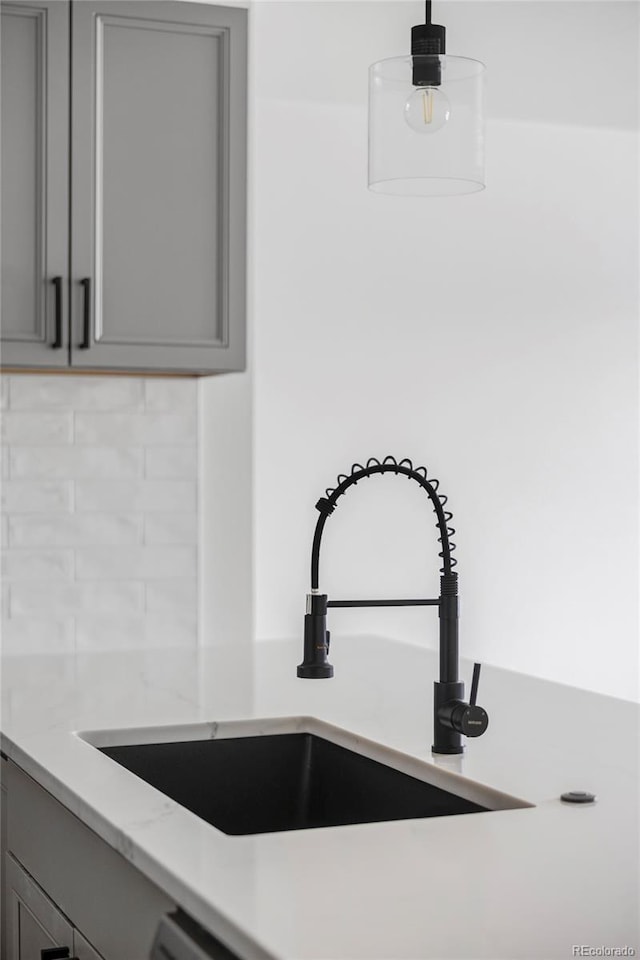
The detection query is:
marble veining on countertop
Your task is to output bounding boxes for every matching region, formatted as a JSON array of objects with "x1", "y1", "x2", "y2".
[{"x1": 1, "y1": 637, "x2": 638, "y2": 959}]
